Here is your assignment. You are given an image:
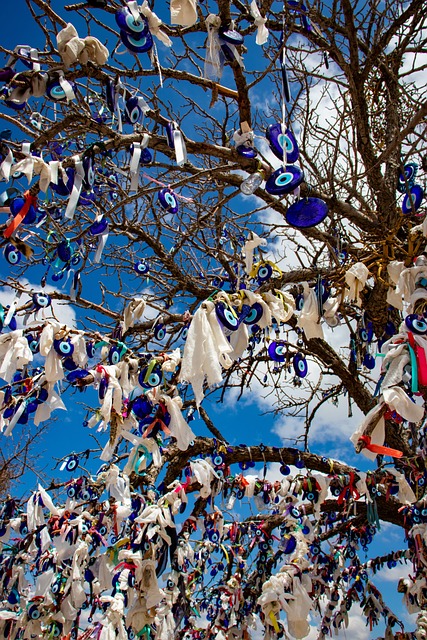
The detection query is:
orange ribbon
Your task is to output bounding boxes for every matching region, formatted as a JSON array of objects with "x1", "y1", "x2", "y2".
[
  {"x1": 359, "y1": 434, "x2": 403, "y2": 458},
  {"x1": 3, "y1": 191, "x2": 37, "y2": 239}
]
